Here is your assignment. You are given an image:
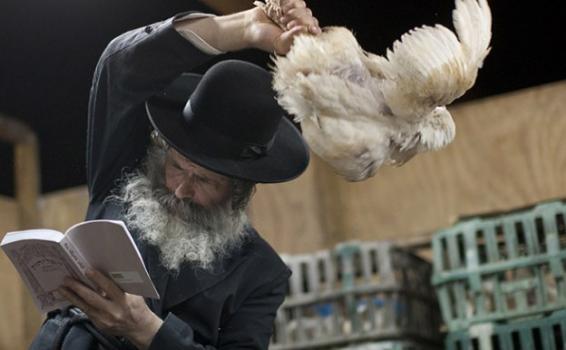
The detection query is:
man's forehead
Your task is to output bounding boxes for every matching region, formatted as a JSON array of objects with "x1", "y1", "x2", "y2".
[{"x1": 168, "y1": 149, "x2": 229, "y2": 181}]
